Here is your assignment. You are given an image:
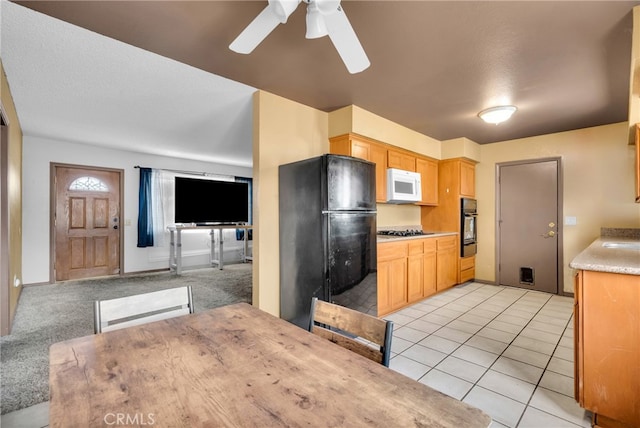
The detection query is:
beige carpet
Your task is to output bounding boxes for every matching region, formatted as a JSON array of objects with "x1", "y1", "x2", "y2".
[{"x1": 0, "y1": 264, "x2": 252, "y2": 414}]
